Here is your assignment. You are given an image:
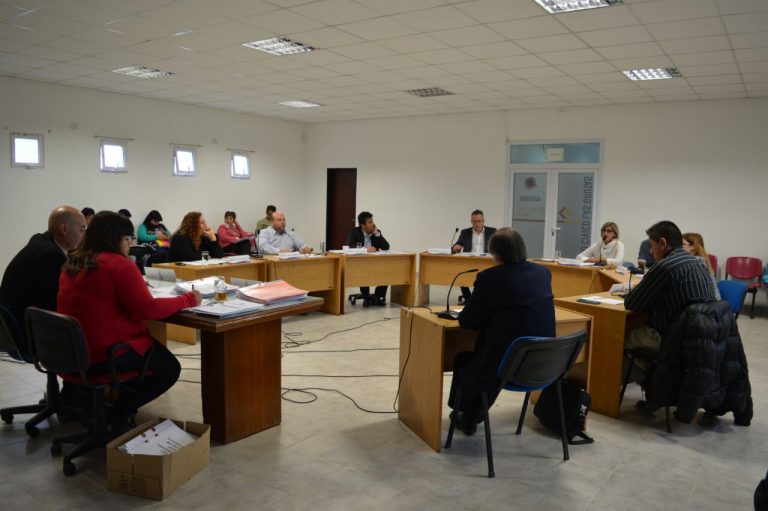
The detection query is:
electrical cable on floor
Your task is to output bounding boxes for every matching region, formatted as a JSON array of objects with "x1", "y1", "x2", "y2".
[
  {"x1": 392, "y1": 306, "x2": 434, "y2": 413},
  {"x1": 178, "y1": 379, "x2": 201, "y2": 384},
  {"x1": 286, "y1": 347, "x2": 398, "y2": 353},
  {"x1": 281, "y1": 387, "x2": 396, "y2": 414},
  {"x1": 281, "y1": 317, "x2": 395, "y2": 349},
  {"x1": 283, "y1": 374, "x2": 397, "y2": 378}
]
